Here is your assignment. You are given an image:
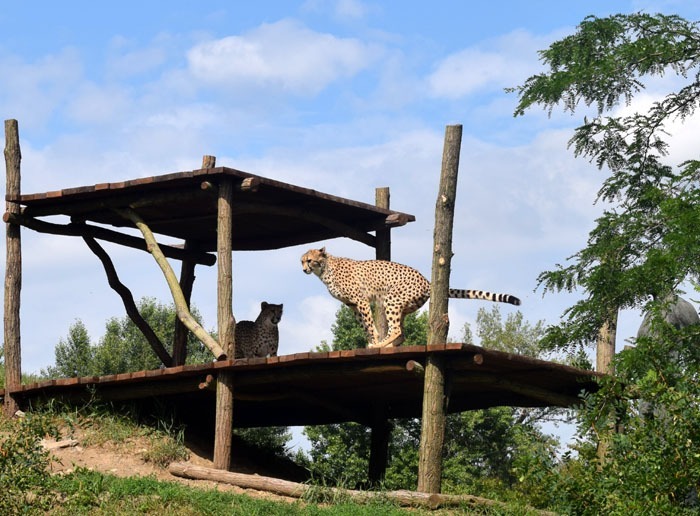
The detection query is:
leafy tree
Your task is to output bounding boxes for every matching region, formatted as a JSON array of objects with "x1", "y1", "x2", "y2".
[
  {"x1": 92, "y1": 297, "x2": 210, "y2": 375},
  {"x1": 511, "y1": 12, "x2": 700, "y2": 513},
  {"x1": 510, "y1": 12, "x2": 700, "y2": 350},
  {"x1": 42, "y1": 320, "x2": 94, "y2": 378}
]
